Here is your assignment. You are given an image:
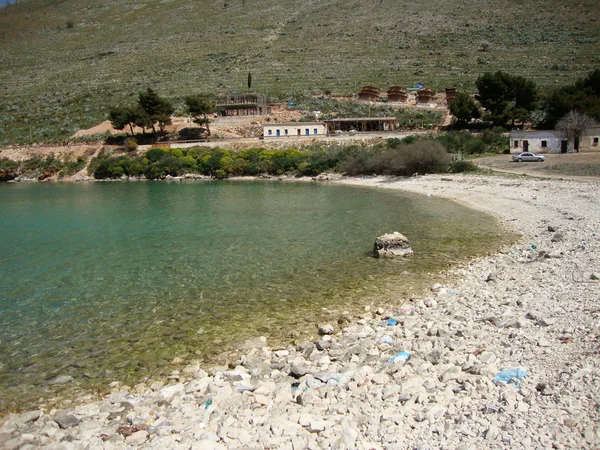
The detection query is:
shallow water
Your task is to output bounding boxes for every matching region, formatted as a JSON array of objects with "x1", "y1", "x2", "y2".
[{"x1": 0, "y1": 180, "x2": 510, "y2": 411}]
